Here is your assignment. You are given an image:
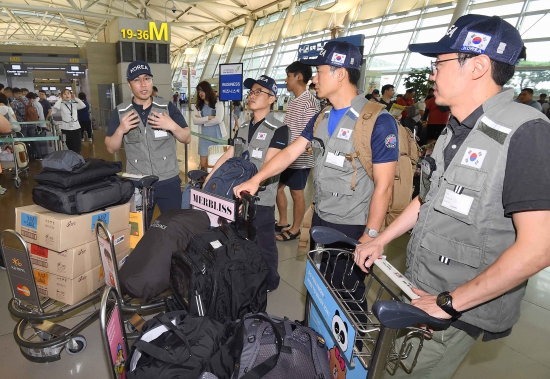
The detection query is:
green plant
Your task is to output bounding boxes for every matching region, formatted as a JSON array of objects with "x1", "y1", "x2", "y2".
[{"x1": 403, "y1": 67, "x2": 434, "y2": 101}]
